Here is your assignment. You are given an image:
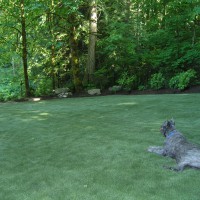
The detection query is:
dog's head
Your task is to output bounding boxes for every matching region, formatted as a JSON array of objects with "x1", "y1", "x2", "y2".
[{"x1": 160, "y1": 119, "x2": 175, "y2": 137}]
